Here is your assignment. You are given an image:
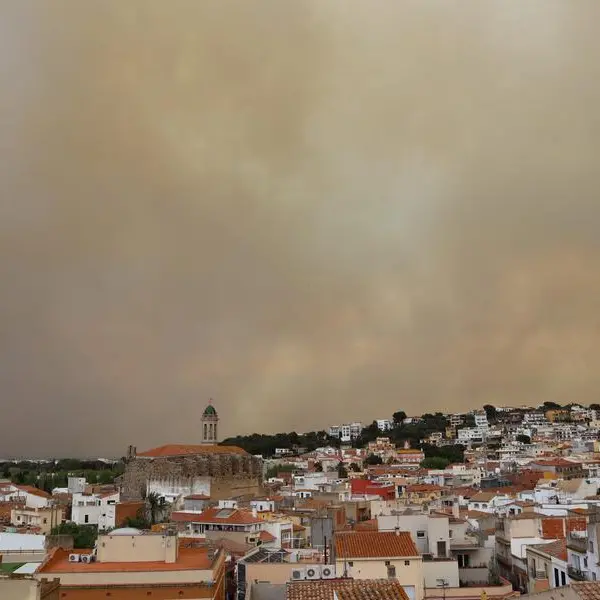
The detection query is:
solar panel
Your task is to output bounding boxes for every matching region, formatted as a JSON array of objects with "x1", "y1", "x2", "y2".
[{"x1": 216, "y1": 509, "x2": 235, "y2": 518}]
